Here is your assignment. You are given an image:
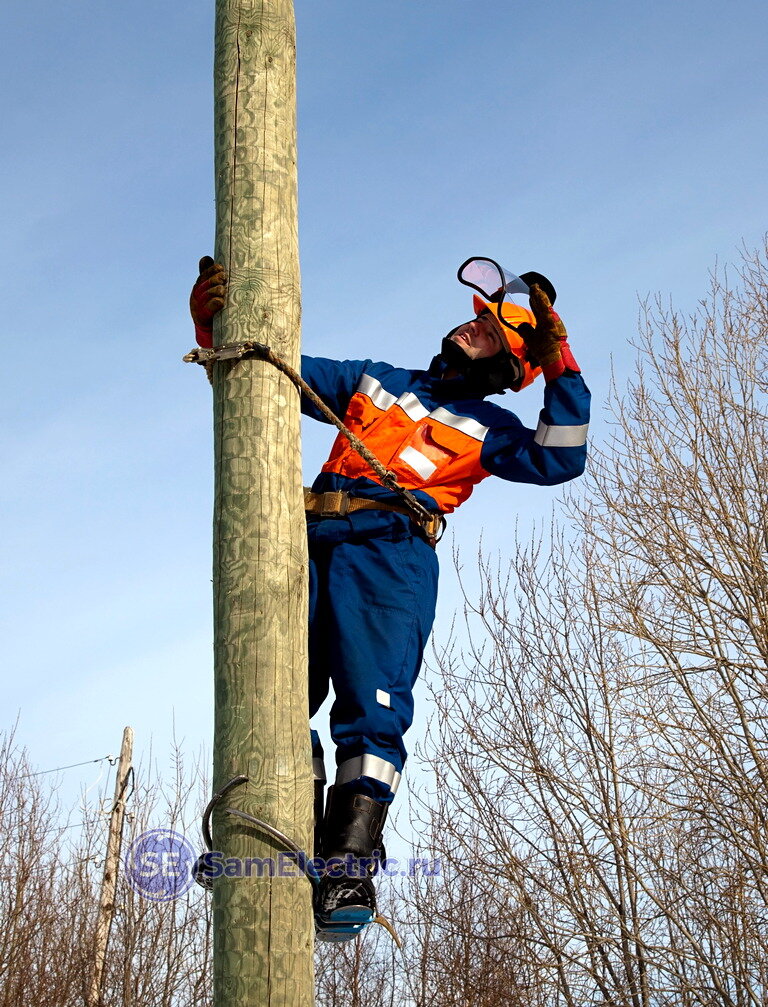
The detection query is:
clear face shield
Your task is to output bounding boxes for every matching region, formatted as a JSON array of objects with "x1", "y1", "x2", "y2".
[{"x1": 457, "y1": 257, "x2": 530, "y2": 332}]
